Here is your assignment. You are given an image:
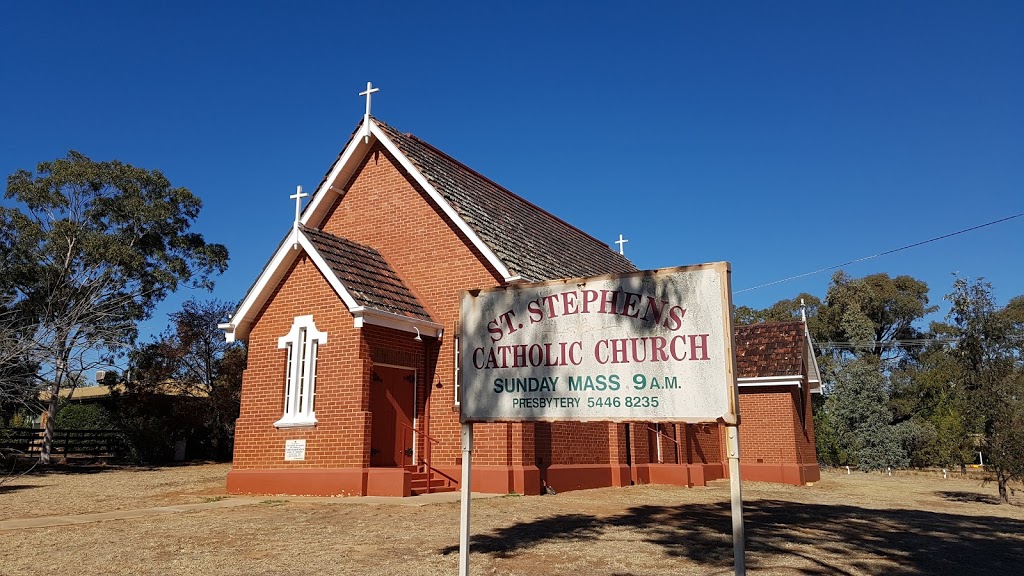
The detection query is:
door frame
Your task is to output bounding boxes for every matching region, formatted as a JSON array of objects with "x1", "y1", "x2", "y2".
[{"x1": 372, "y1": 363, "x2": 418, "y2": 466}]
